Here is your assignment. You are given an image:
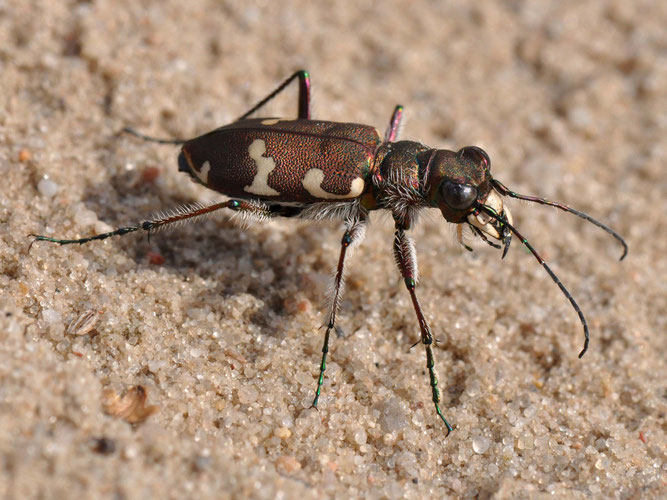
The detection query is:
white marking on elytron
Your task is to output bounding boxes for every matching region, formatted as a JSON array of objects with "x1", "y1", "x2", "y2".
[
  {"x1": 261, "y1": 118, "x2": 281, "y2": 125},
  {"x1": 301, "y1": 169, "x2": 365, "y2": 200},
  {"x1": 194, "y1": 160, "x2": 211, "y2": 184},
  {"x1": 244, "y1": 139, "x2": 280, "y2": 196}
]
